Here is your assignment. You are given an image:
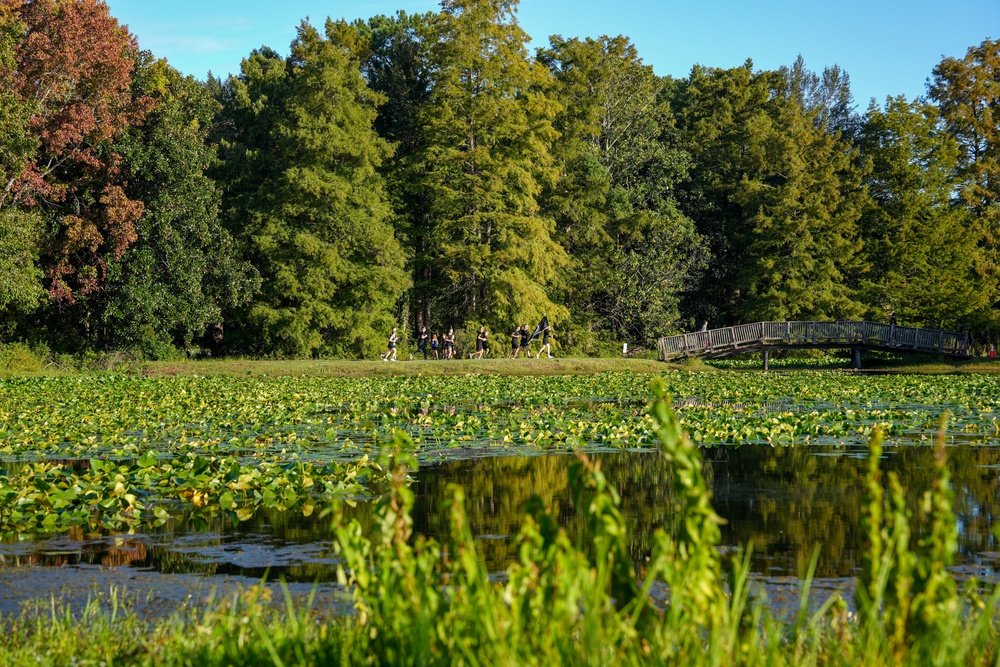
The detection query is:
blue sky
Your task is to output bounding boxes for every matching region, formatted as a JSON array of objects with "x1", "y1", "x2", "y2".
[{"x1": 105, "y1": 0, "x2": 997, "y2": 108}]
